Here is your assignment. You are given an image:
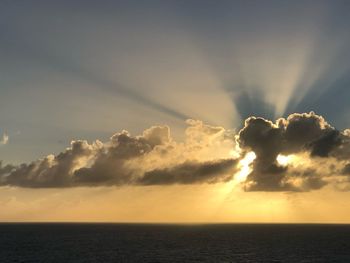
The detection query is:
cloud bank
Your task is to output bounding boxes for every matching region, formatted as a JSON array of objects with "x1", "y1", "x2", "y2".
[
  {"x1": 0, "y1": 120, "x2": 237, "y2": 188},
  {"x1": 2, "y1": 112, "x2": 350, "y2": 192}
]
